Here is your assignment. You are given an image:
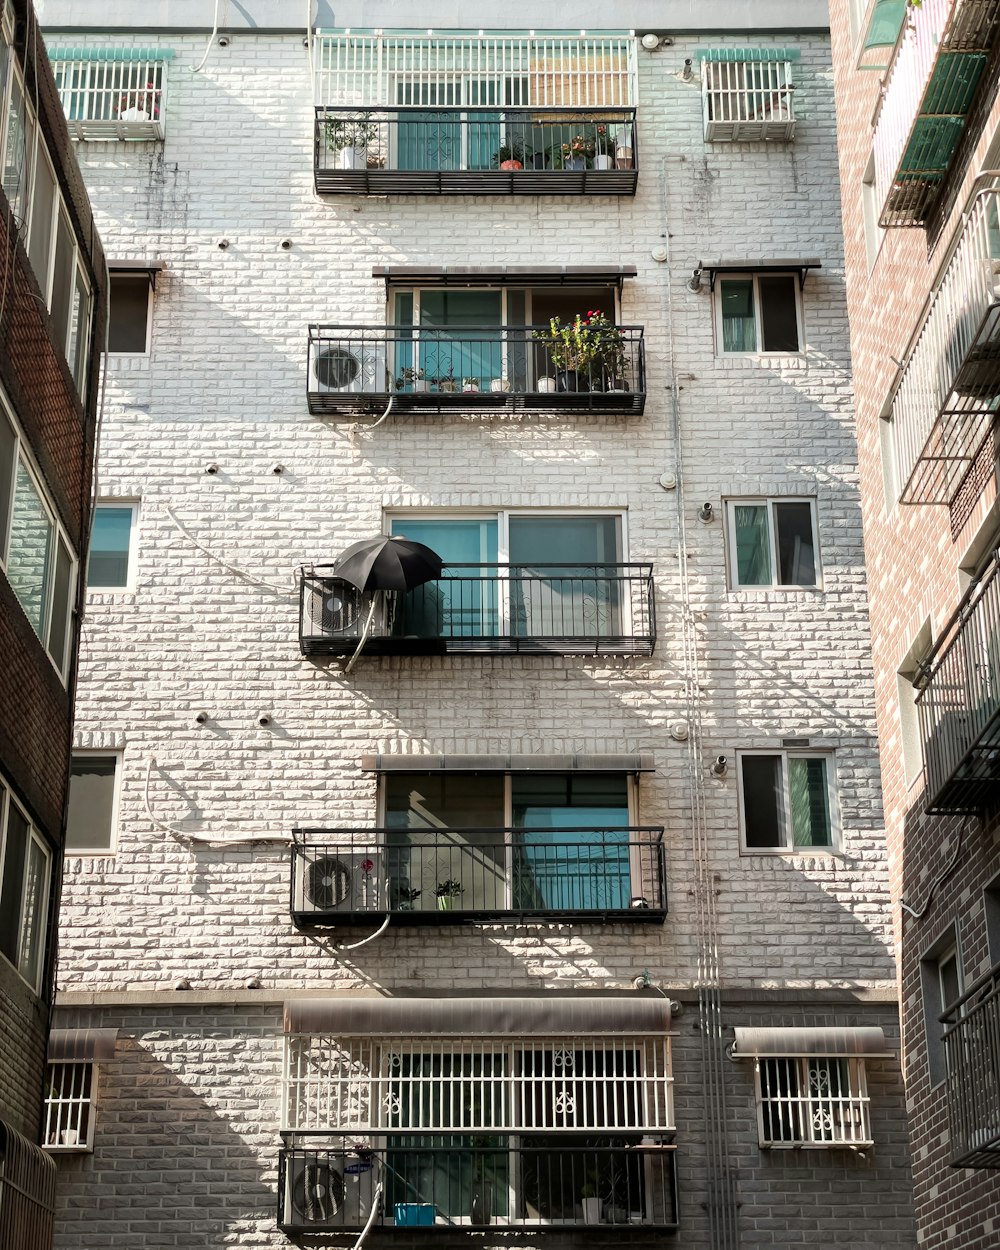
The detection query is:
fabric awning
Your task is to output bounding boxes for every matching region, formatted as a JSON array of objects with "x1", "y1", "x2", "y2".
[
  {"x1": 47, "y1": 1028, "x2": 119, "y2": 1063},
  {"x1": 730, "y1": 1026, "x2": 893, "y2": 1059},
  {"x1": 373, "y1": 266, "x2": 637, "y2": 290},
  {"x1": 285, "y1": 995, "x2": 671, "y2": 1037},
  {"x1": 698, "y1": 257, "x2": 821, "y2": 289},
  {"x1": 360, "y1": 753, "x2": 655, "y2": 773},
  {"x1": 108, "y1": 260, "x2": 165, "y2": 288}
]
